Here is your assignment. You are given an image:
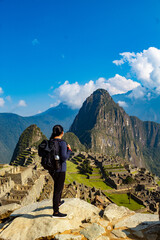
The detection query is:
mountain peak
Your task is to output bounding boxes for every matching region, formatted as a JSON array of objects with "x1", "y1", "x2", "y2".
[
  {"x1": 85, "y1": 88, "x2": 116, "y2": 109},
  {"x1": 70, "y1": 89, "x2": 121, "y2": 149},
  {"x1": 10, "y1": 124, "x2": 46, "y2": 166},
  {"x1": 92, "y1": 88, "x2": 109, "y2": 95},
  {"x1": 88, "y1": 88, "x2": 112, "y2": 101}
]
